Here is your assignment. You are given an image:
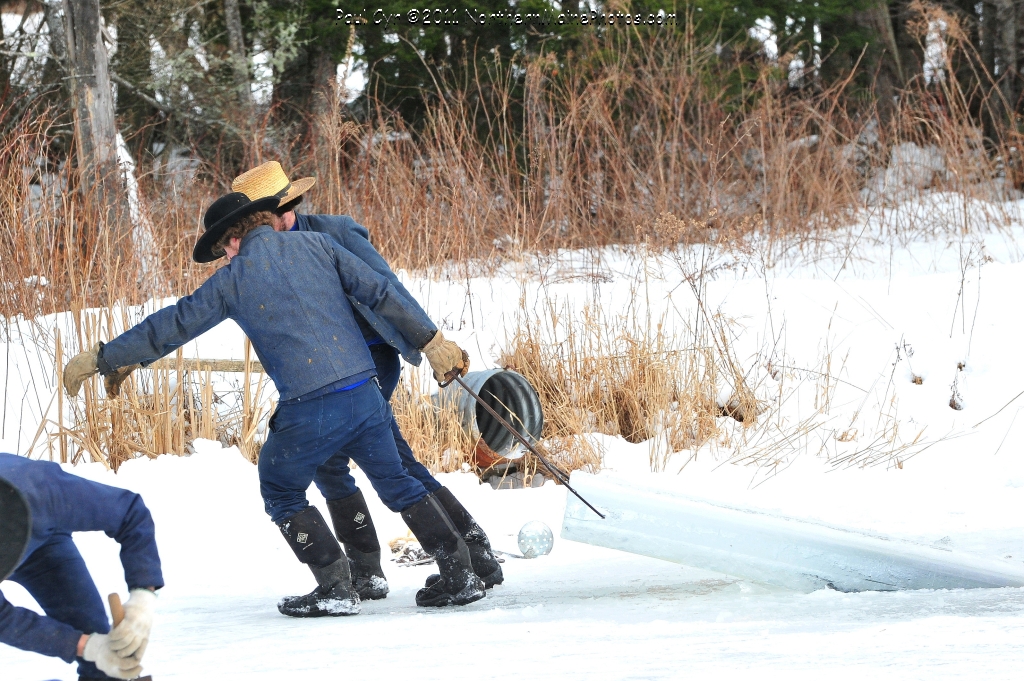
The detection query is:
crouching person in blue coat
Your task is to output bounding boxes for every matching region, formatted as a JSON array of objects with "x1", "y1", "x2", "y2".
[
  {"x1": 62, "y1": 190, "x2": 485, "y2": 615},
  {"x1": 0, "y1": 454, "x2": 161, "y2": 680},
  {"x1": 228, "y1": 162, "x2": 504, "y2": 601}
]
